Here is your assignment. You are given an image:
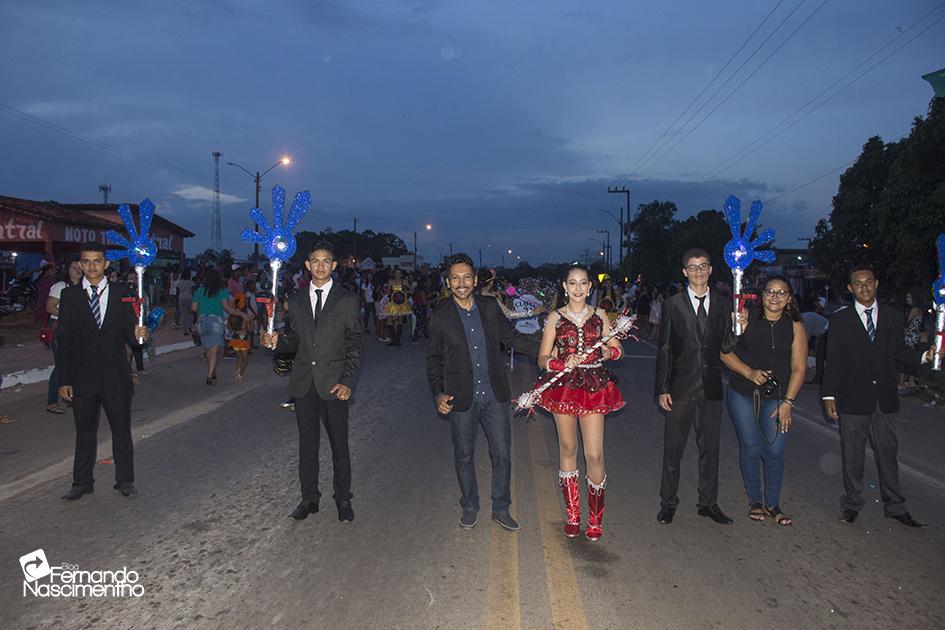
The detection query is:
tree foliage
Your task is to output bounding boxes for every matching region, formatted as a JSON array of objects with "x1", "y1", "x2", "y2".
[
  {"x1": 292, "y1": 229, "x2": 409, "y2": 266},
  {"x1": 812, "y1": 98, "x2": 945, "y2": 300}
]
